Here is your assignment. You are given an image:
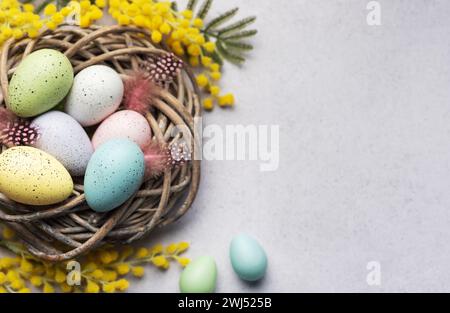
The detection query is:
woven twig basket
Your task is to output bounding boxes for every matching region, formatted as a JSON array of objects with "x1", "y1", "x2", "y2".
[{"x1": 0, "y1": 25, "x2": 201, "y2": 261}]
